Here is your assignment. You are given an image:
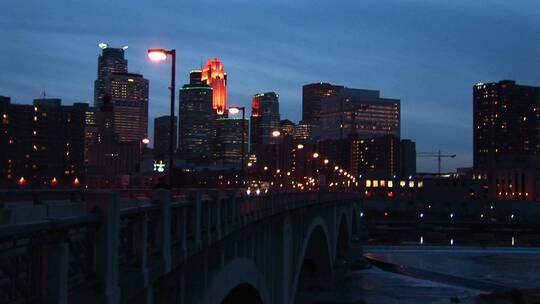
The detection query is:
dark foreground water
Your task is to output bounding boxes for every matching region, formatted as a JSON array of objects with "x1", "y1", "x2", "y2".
[{"x1": 297, "y1": 246, "x2": 540, "y2": 303}]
